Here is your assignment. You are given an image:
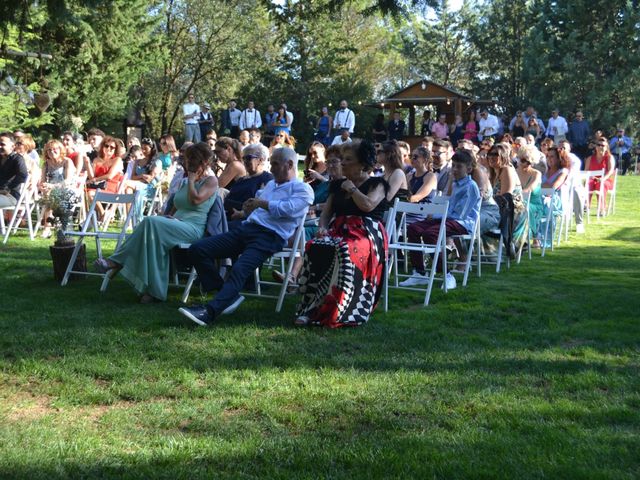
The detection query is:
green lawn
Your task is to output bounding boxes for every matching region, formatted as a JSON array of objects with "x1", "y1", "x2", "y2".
[{"x1": 1, "y1": 177, "x2": 639, "y2": 479}]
